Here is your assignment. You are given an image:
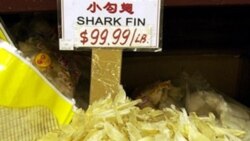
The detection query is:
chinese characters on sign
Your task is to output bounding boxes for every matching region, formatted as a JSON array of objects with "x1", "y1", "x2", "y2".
[
  {"x1": 78, "y1": 1, "x2": 141, "y2": 26},
  {"x1": 87, "y1": 2, "x2": 134, "y2": 14}
]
